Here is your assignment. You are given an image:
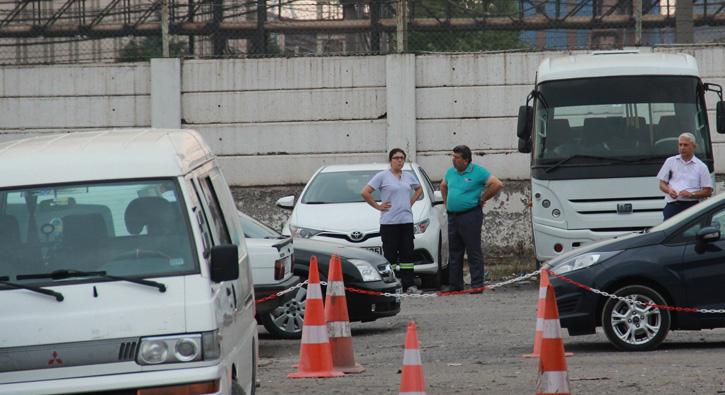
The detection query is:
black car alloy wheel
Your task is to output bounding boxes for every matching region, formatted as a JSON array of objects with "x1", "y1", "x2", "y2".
[
  {"x1": 601, "y1": 285, "x2": 671, "y2": 351},
  {"x1": 260, "y1": 286, "x2": 306, "y2": 339}
]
